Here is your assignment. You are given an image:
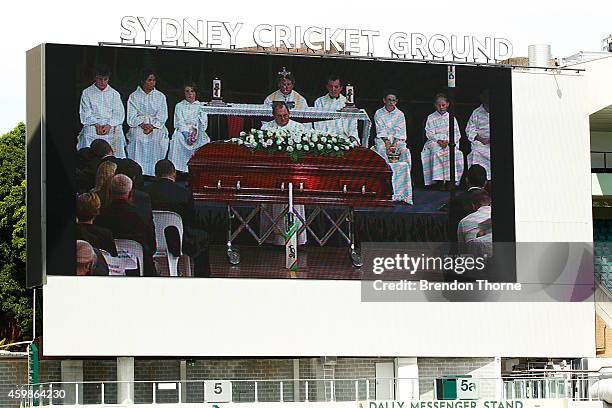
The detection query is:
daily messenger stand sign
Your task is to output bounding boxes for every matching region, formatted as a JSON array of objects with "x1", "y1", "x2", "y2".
[{"x1": 361, "y1": 401, "x2": 565, "y2": 408}]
